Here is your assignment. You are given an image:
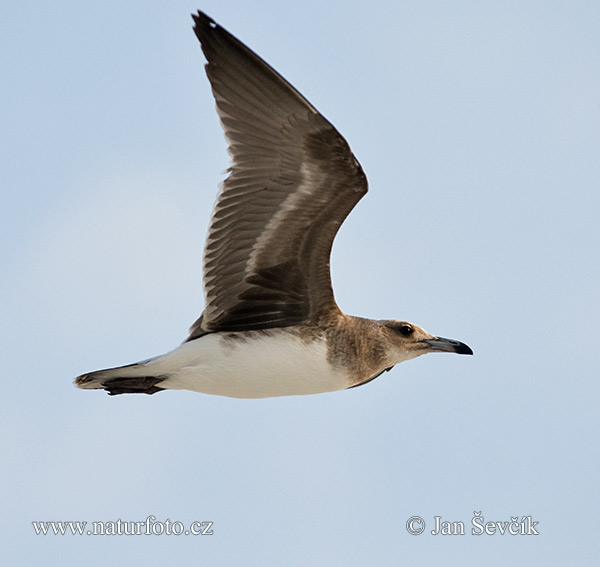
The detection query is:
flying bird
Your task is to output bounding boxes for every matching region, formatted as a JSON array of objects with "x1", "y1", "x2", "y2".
[{"x1": 76, "y1": 11, "x2": 472, "y2": 399}]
